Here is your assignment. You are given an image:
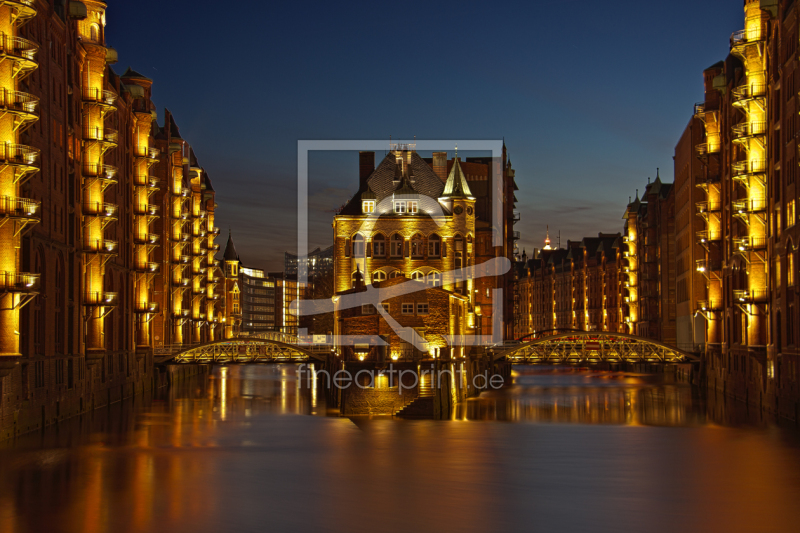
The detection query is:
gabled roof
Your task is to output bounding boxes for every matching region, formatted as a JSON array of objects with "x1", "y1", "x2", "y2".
[
  {"x1": 441, "y1": 157, "x2": 473, "y2": 198},
  {"x1": 223, "y1": 231, "x2": 239, "y2": 261},
  {"x1": 165, "y1": 109, "x2": 182, "y2": 140},
  {"x1": 121, "y1": 67, "x2": 152, "y2": 82}
]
